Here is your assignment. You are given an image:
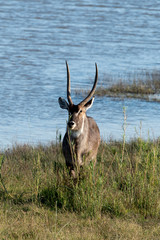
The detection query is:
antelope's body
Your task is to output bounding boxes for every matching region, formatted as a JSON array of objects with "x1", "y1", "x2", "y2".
[{"x1": 58, "y1": 62, "x2": 100, "y2": 177}]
